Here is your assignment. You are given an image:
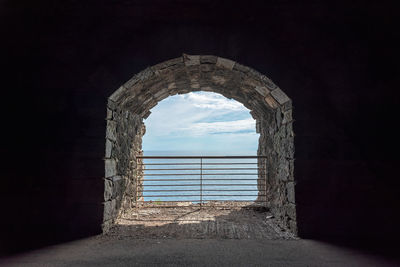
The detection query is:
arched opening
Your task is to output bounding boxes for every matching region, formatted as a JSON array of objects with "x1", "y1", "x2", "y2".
[
  {"x1": 142, "y1": 91, "x2": 259, "y2": 153},
  {"x1": 104, "y1": 54, "x2": 296, "y2": 234},
  {"x1": 140, "y1": 91, "x2": 259, "y2": 207}
]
